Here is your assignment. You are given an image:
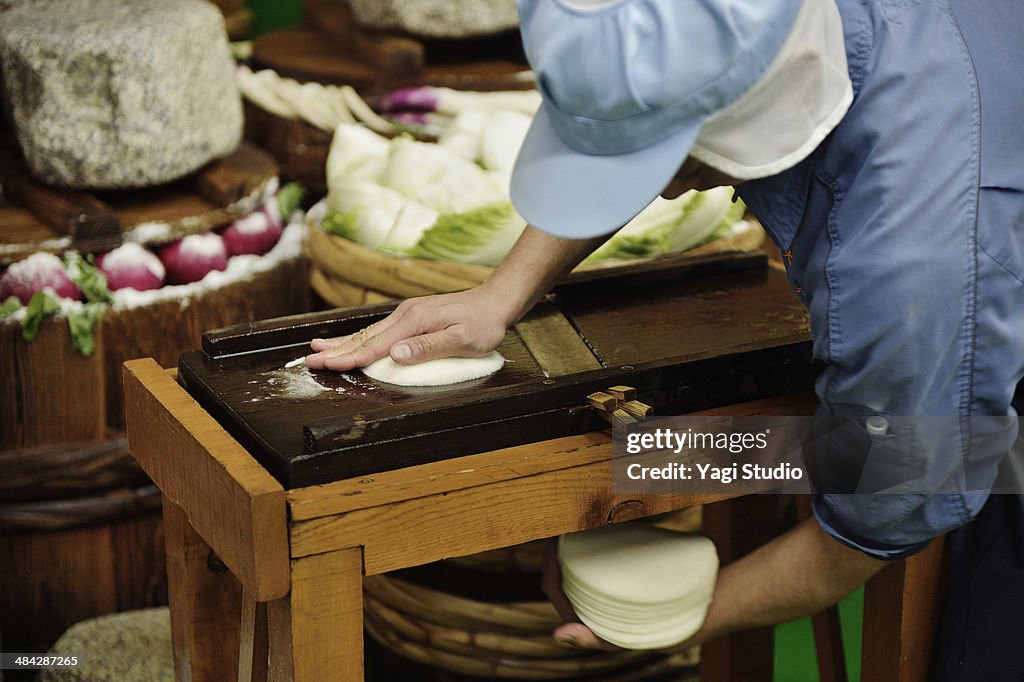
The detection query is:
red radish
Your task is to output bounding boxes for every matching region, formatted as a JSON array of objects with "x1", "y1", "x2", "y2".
[
  {"x1": 97, "y1": 242, "x2": 166, "y2": 291},
  {"x1": 221, "y1": 205, "x2": 283, "y2": 256},
  {"x1": 0, "y1": 252, "x2": 82, "y2": 304},
  {"x1": 158, "y1": 233, "x2": 228, "y2": 285}
]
